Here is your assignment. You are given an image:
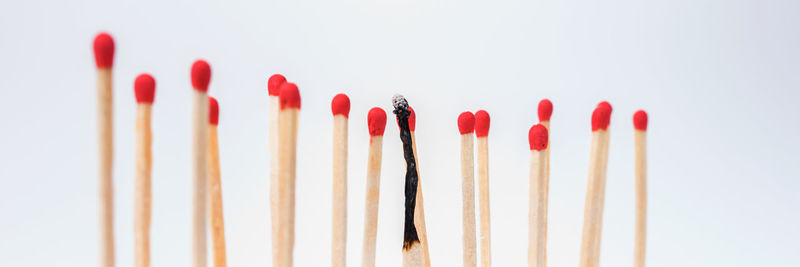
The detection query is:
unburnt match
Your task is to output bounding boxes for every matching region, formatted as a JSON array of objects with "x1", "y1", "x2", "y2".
[
  {"x1": 134, "y1": 74, "x2": 155, "y2": 267},
  {"x1": 267, "y1": 74, "x2": 286, "y2": 263},
  {"x1": 528, "y1": 124, "x2": 548, "y2": 267},
  {"x1": 331, "y1": 93, "x2": 351, "y2": 267},
  {"x1": 537, "y1": 99, "x2": 553, "y2": 265},
  {"x1": 474, "y1": 110, "x2": 491, "y2": 267},
  {"x1": 275, "y1": 82, "x2": 301, "y2": 267},
  {"x1": 392, "y1": 95, "x2": 423, "y2": 267},
  {"x1": 578, "y1": 102, "x2": 613, "y2": 267},
  {"x1": 458, "y1": 112, "x2": 477, "y2": 267},
  {"x1": 633, "y1": 110, "x2": 648, "y2": 267},
  {"x1": 207, "y1": 97, "x2": 227, "y2": 267},
  {"x1": 361, "y1": 107, "x2": 387, "y2": 267},
  {"x1": 191, "y1": 60, "x2": 211, "y2": 267},
  {"x1": 93, "y1": 32, "x2": 115, "y2": 267}
]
